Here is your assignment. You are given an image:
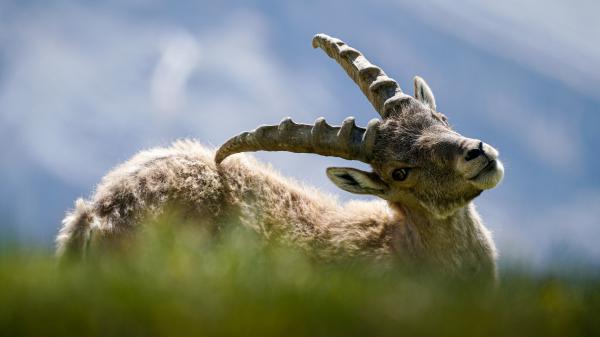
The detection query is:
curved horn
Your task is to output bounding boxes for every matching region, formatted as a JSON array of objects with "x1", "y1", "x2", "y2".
[
  {"x1": 215, "y1": 117, "x2": 380, "y2": 164},
  {"x1": 312, "y1": 34, "x2": 412, "y2": 119}
]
